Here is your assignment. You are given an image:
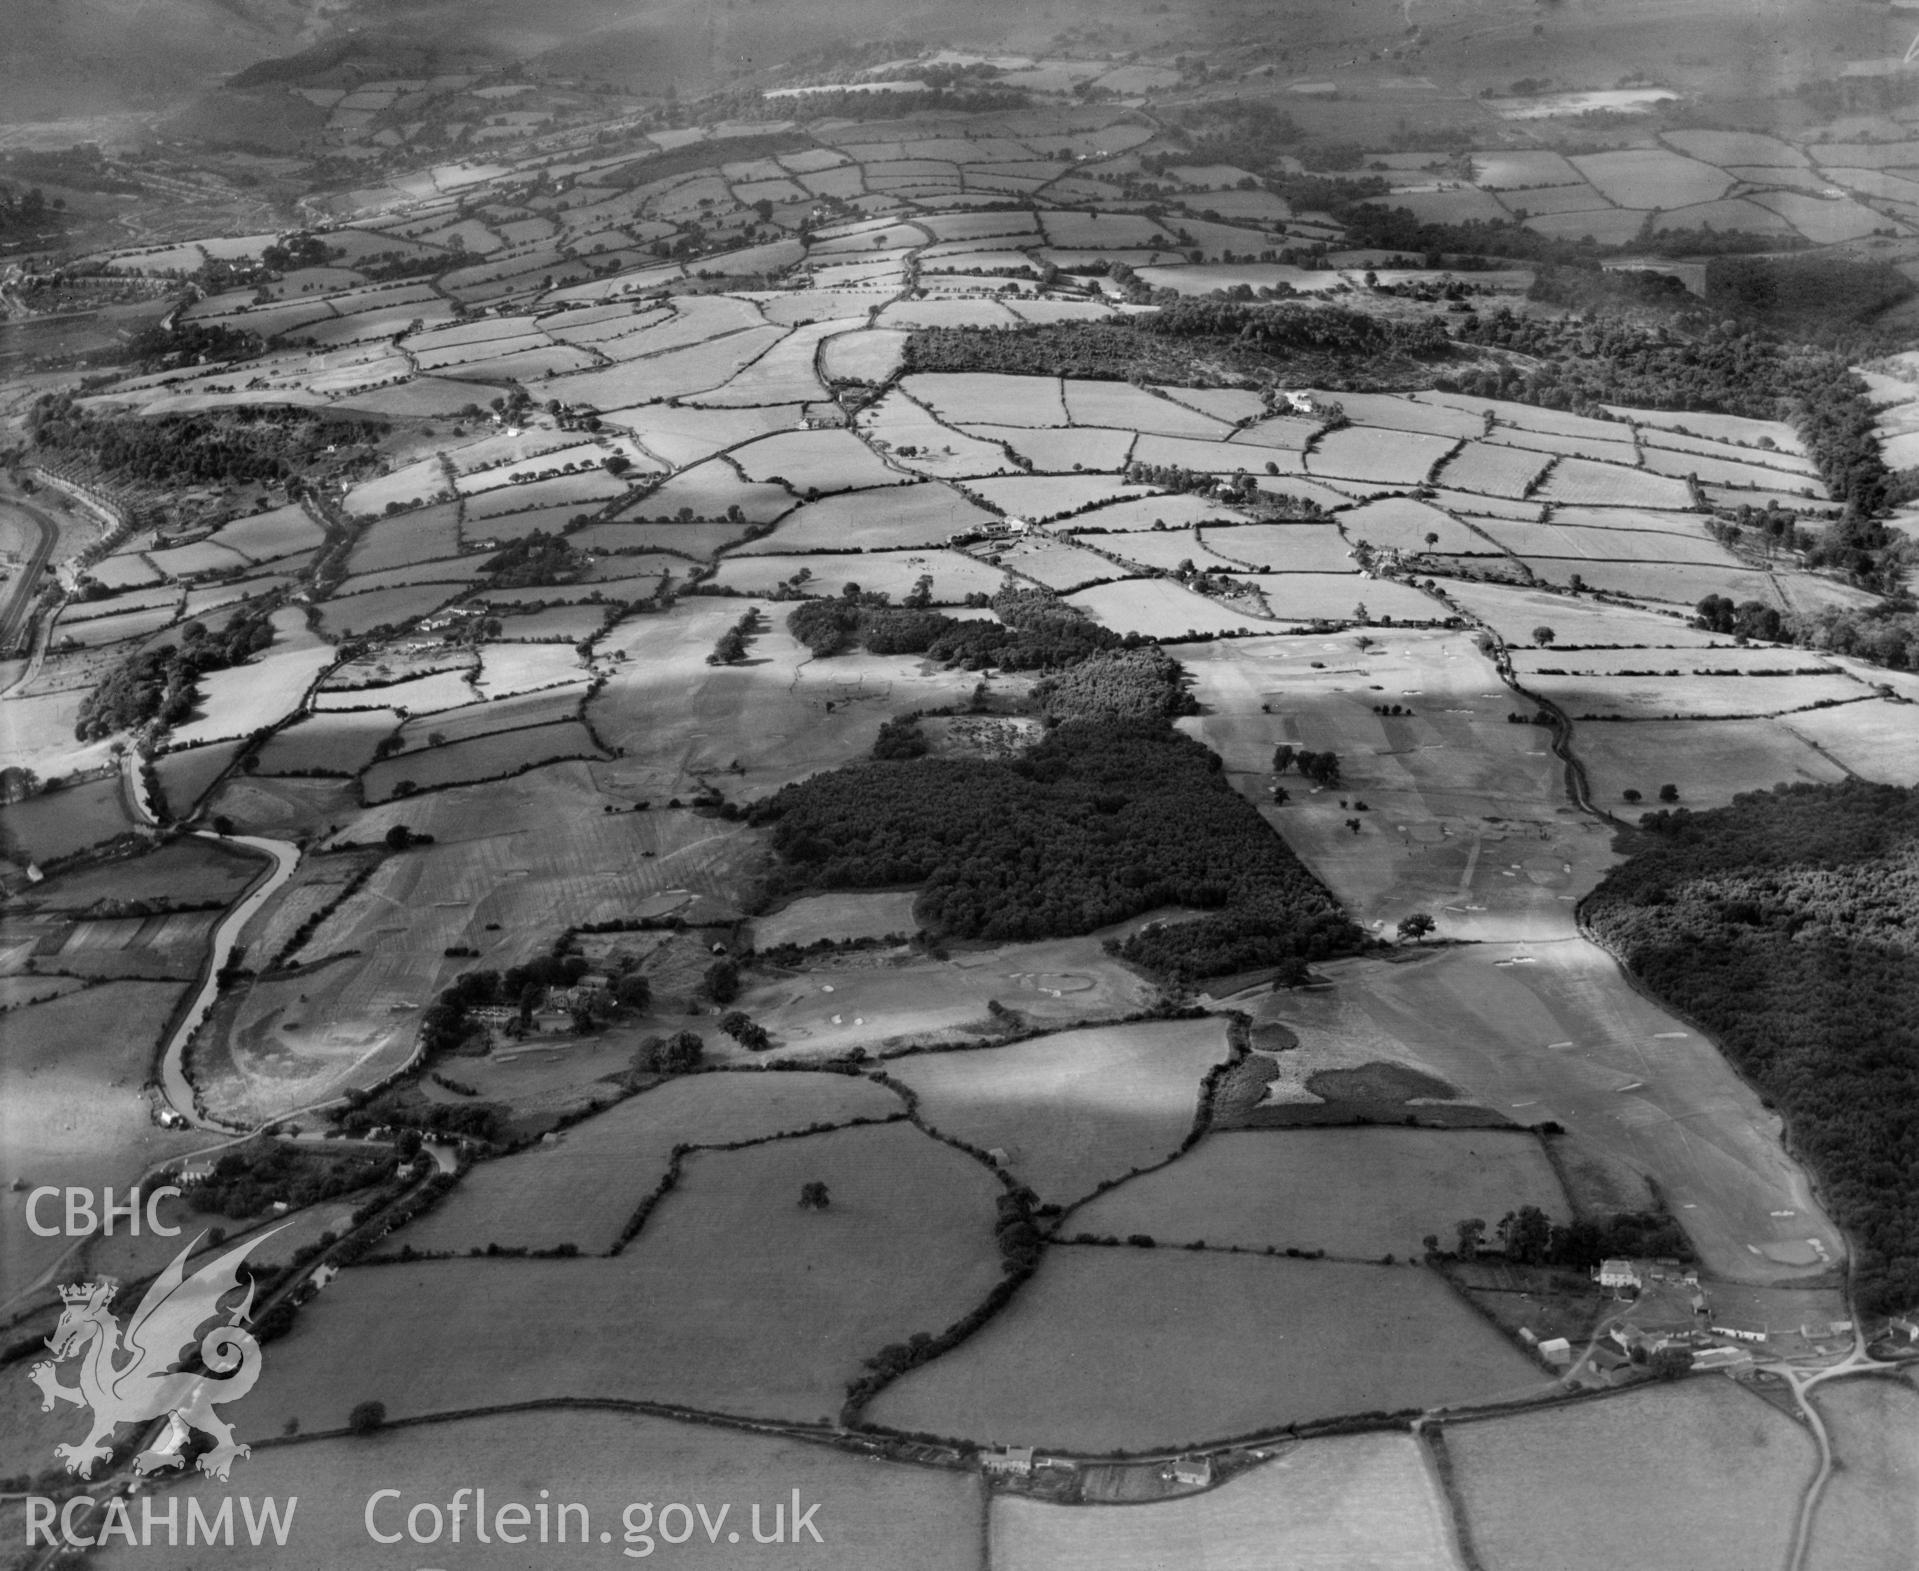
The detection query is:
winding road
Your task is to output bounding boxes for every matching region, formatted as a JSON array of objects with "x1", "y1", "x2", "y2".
[{"x1": 154, "y1": 831, "x2": 301, "y2": 1130}]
